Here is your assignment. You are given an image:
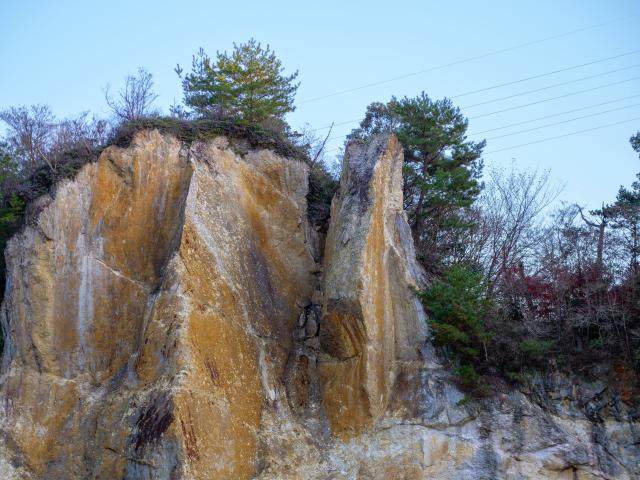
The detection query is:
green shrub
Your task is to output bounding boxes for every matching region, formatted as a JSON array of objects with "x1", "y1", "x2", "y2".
[
  {"x1": 519, "y1": 339, "x2": 556, "y2": 358},
  {"x1": 307, "y1": 162, "x2": 338, "y2": 230},
  {"x1": 506, "y1": 369, "x2": 535, "y2": 385},
  {"x1": 111, "y1": 116, "x2": 307, "y2": 161},
  {"x1": 456, "y1": 393, "x2": 474, "y2": 407},
  {"x1": 418, "y1": 264, "x2": 493, "y2": 358},
  {"x1": 417, "y1": 263, "x2": 493, "y2": 392},
  {"x1": 453, "y1": 364, "x2": 481, "y2": 390}
]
